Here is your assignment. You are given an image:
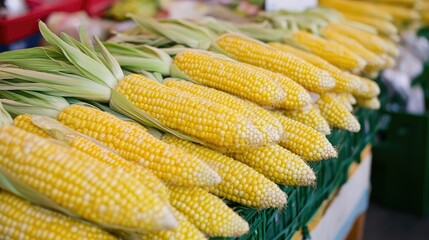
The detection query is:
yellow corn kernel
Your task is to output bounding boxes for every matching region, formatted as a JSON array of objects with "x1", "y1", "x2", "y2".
[
  {"x1": 0, "y1": 191, "x2": 116, "y2": 240},
  {"x1": 268, "y1": 42, "x2": 360, "y2": 93},
  {"x1": 243, "y1": 65, "x2": 313, "y2": 109},
  {"x1": 214, "y1": 33, "x2": 336, "y2": 93},
  {"x1": 229, "y1": 144, "x2": 316, "y2": 186},
  {"x1": 0, "y1": 125, "x2": 176, "y2": 232},
  {"x1": 163, "y1": 134, "x2": 287, "y2": 208},
  {"x1": 172, "y1": 50, "x2": 287, "y2": 107},
  {"x1": 14, "y1": 114, "x2": 50, "y2": 138},
  {"x1": 331, "y1": 93, "x2": 357, "y2": 111},
  {"x1": 356, "y1": 97, "x2": 381, "y2": 110},
  {"x1": 342, "y1": 13, "x2": 398, "y2": 36},
  {"x1": 319, "y1": 0, "x2": 393, "y2": 20},
  {"x1": 290, "y1": 31, "x2": 367, "y2": 72},
  {"x1": 13, "y1": 114, "x2": 170, "y2": 200},
  {"x1": 283, "y1": 106, "x2": 331, "y2": 135},
  {"x1": 164, "y1": 79, "x2": 284, "y2": 144},
  {"x1": 375, "y1": 3, "x2": 420, "y2": 21},
  {"x1": 322, "y1": 23, "x2": 389, "y2": 54},
  {"x1": 140, "y1": 208, "x2": 207, "y2": 240},
  {"x1": 116, "y1": 74, "x2": 264, "y2": 151},
  {"x1": 316, "y1": 94, "x2": 361, "y2": 132},
  {"x1": 57, "y1": 104, "x2": 221, "y2": 187},
  {"x1": 320, "y1": 27, "x2": 386, "y2": 71},
  {"x1": 169, "y1": 186, "x2": 250, "y2": 237}
]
